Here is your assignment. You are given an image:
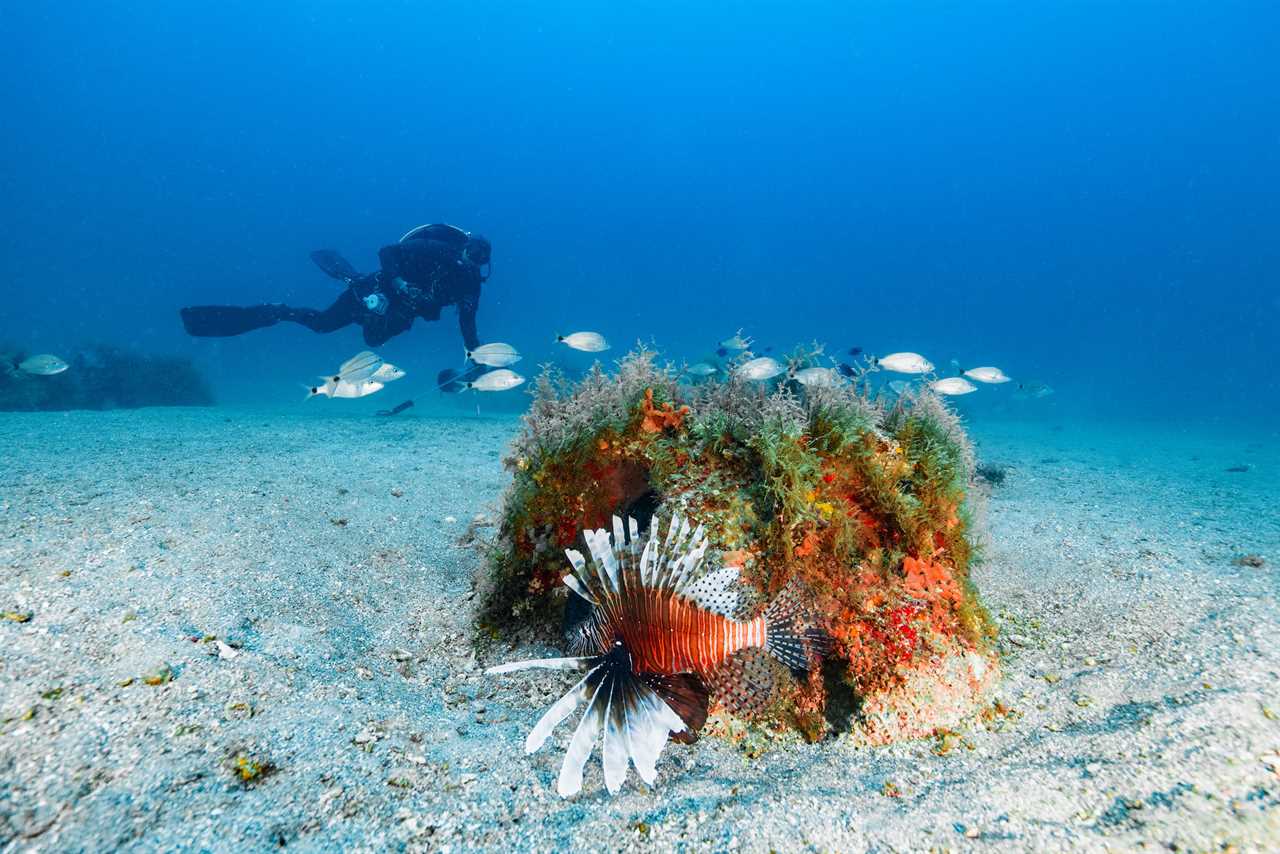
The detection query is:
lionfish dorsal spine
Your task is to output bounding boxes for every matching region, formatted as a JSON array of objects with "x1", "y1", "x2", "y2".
[{"x1": 562, "y1": 571, "x2": 596, "y2": 605}]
